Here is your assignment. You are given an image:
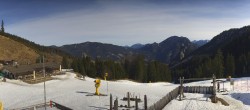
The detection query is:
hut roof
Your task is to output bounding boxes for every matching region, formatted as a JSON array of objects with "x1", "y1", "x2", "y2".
[{"x1": 4, "y1": 63, "x2": 60, "y2": 75}]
